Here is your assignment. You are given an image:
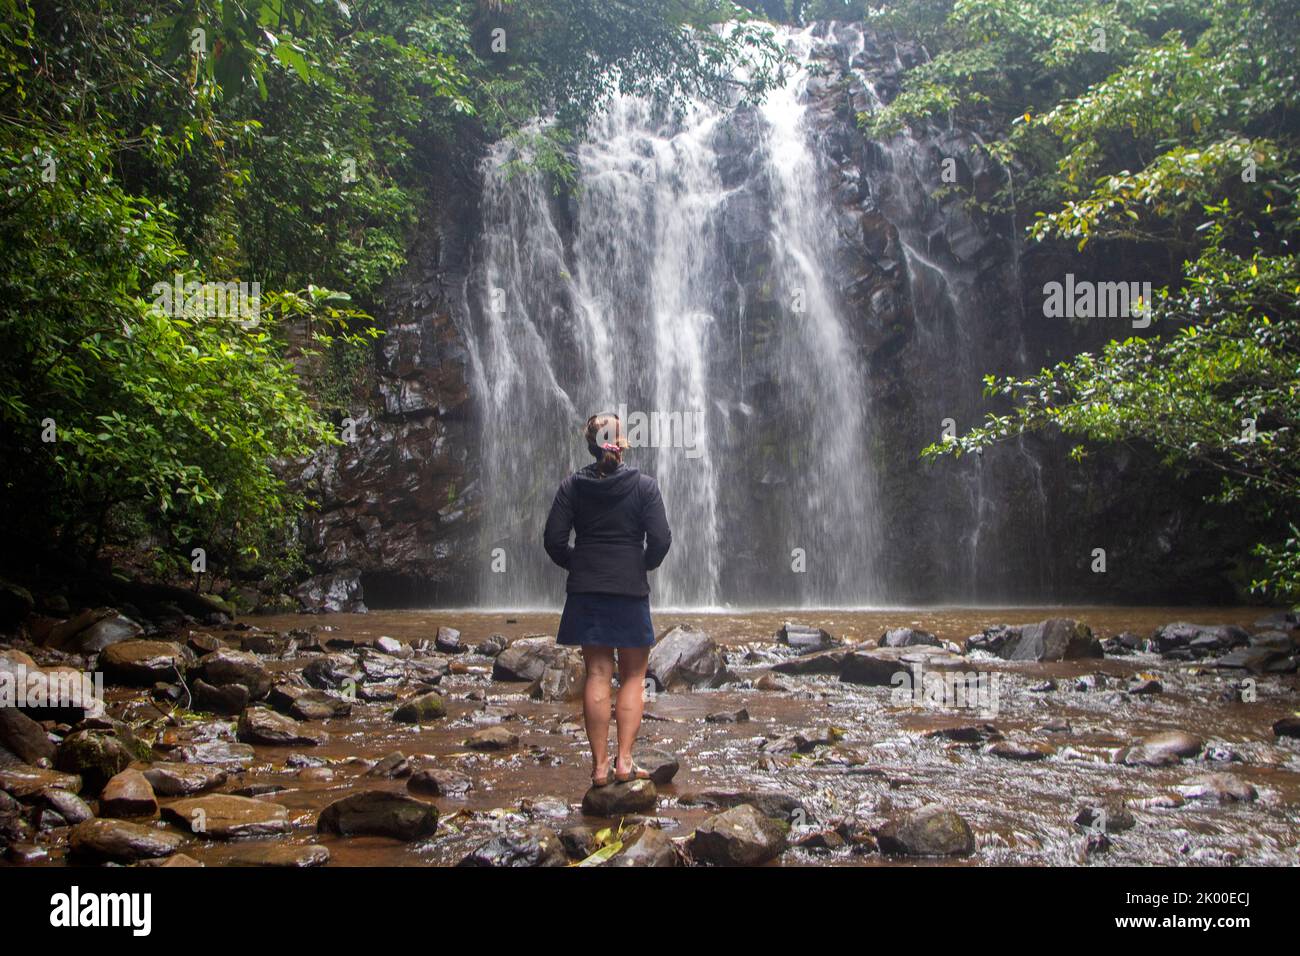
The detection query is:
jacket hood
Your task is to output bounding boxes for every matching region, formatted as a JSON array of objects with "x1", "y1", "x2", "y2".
[{"x1": 572, "y1": 462, "x2": 641, "y2": 500}]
